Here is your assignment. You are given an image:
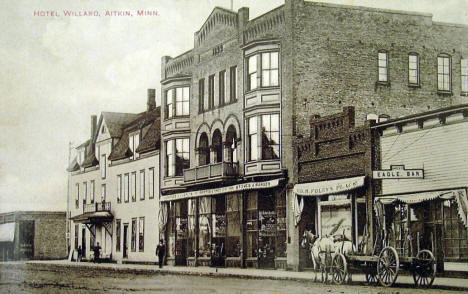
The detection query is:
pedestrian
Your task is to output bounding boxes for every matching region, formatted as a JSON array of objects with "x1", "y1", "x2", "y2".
[
  {"x1": 93, "y1": 242, "x2": 101, "y2": 263},
  {"x1": 155, "y1": 239, "x2": 166, "y2": 269},
  {"x1": 77, "y1": 245, "x2": 82, "y2": 262}
]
